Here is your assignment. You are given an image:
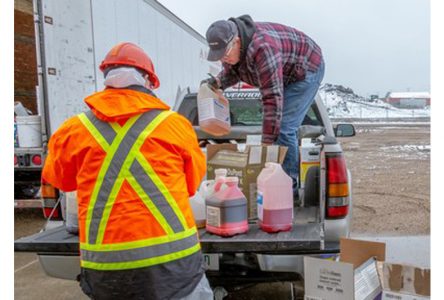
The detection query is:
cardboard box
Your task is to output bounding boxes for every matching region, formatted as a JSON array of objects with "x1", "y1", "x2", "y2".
[
  {"x1": 379, "y1": 262, "x2": 430, "y2": 300},
  {"x1": 304, "y1": 257, "x2": 382, "y2": 300},
  {"x1": 304, "y1": 238, "x2": 431, "y2": 300},
  {"x1": 206, "y1": 144, "x2": 287, "y2": 219},
  {"x1": 304, "y1": 255, "x2": 355, "y2": 300},
  {"x1": 304, "y1": 238, "x2": 386, "y2": 300}
]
